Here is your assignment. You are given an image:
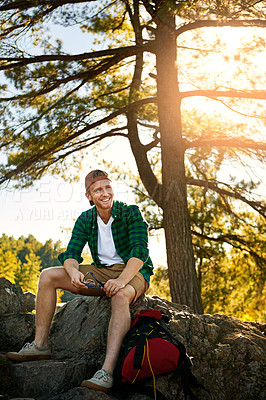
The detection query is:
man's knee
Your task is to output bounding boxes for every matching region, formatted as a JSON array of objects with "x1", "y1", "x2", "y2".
[
  {"x1": 38, "y1": 267, "x2": 64, "y2": 289},
  {"x1": 39, "y1": 267, "x2": 55, "y2": 284},
  {"x1": 111, "y1": 286, "x2": 135, "y2": 308}
]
